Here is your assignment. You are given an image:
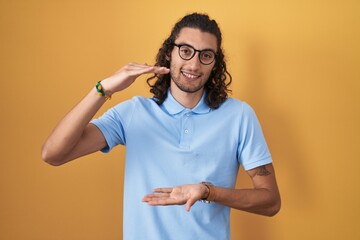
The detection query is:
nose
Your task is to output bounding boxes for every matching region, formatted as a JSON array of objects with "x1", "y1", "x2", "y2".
[{"x1": 187, "y1": 52, "x2": 202, "y2": 69}]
